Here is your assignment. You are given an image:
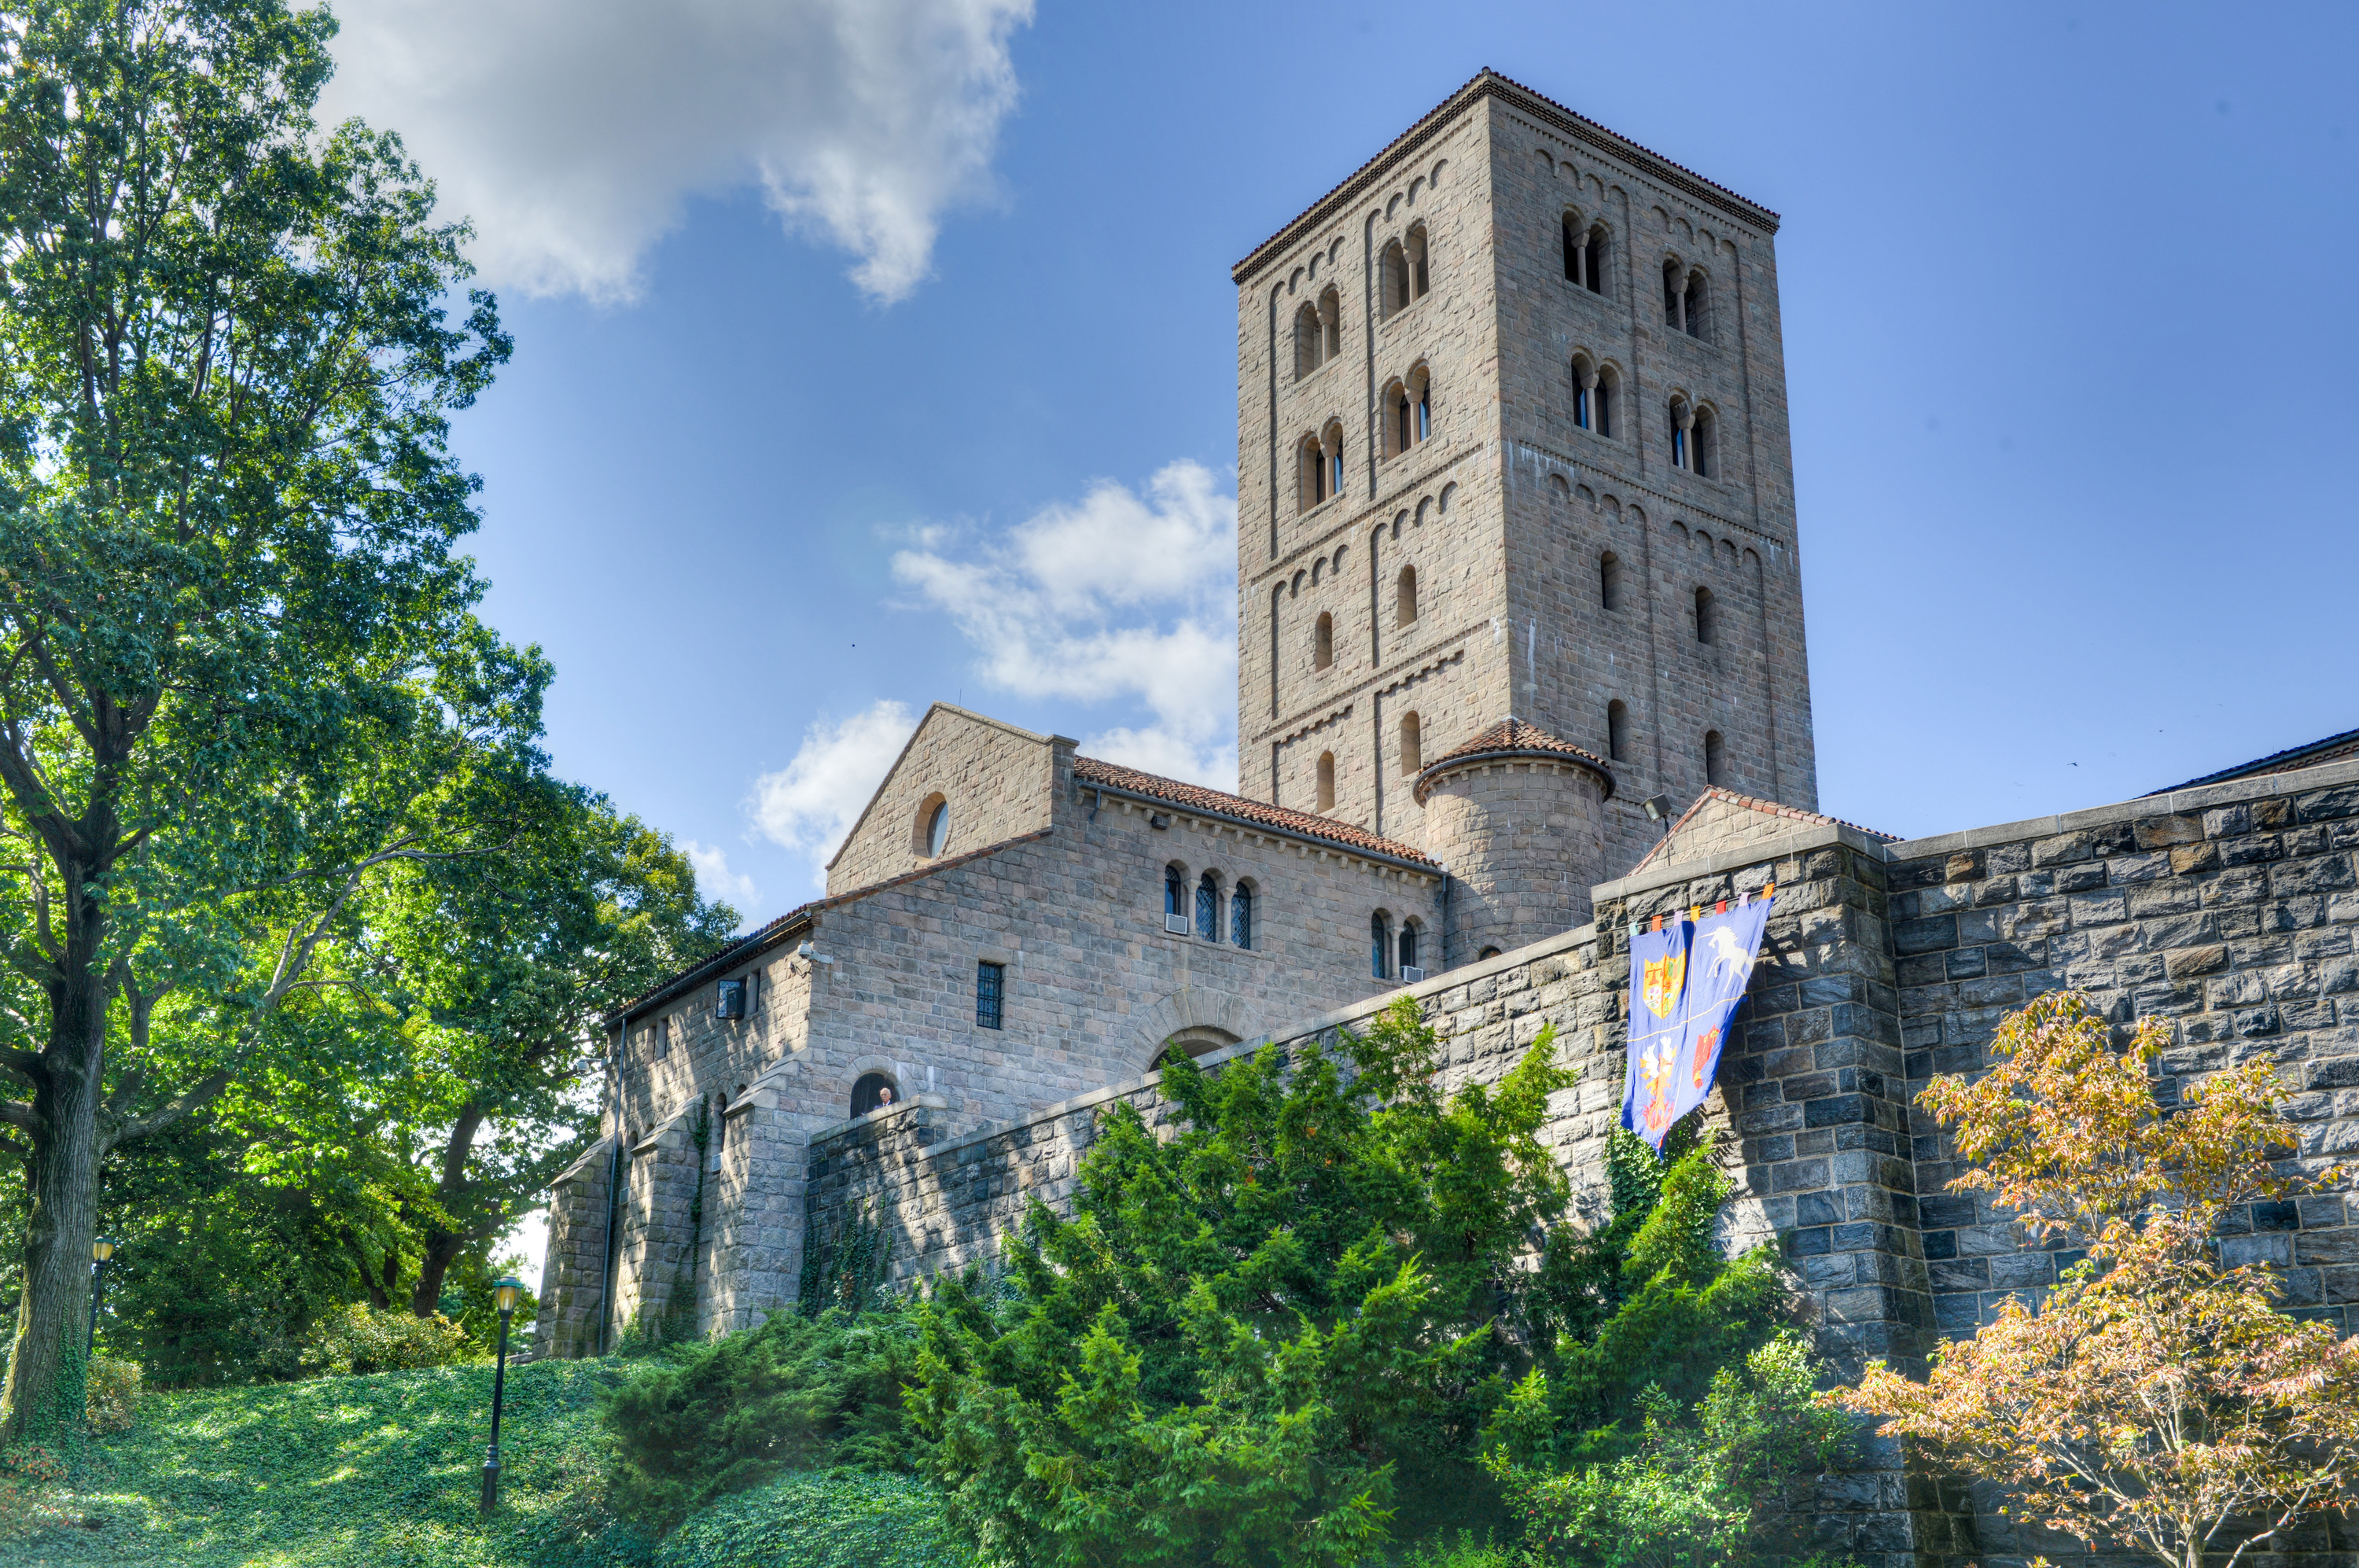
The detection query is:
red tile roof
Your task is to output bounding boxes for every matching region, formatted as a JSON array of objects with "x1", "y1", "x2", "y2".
[
  {"x1": 1073, "y1": 755, "x2": 1437, "y2": 867},
  {"x1": 1412, "y1": 718, "x2": 1614, "y2": 804},
  {"x1": 1626, "y1": 786, "x2": 1896, "y2": 875}
]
